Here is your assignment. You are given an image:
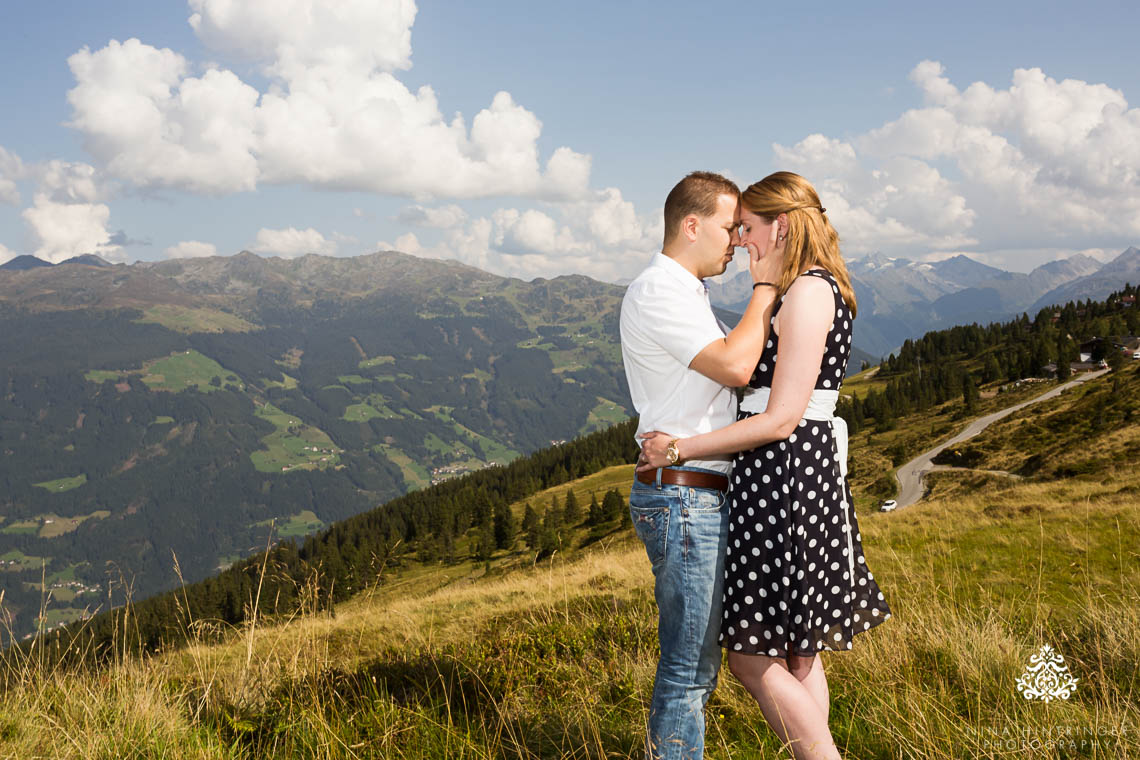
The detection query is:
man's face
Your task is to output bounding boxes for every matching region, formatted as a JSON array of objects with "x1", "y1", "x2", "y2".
[{"x1": 693, "y1": 193, "x2": 741, "y2": 279}]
